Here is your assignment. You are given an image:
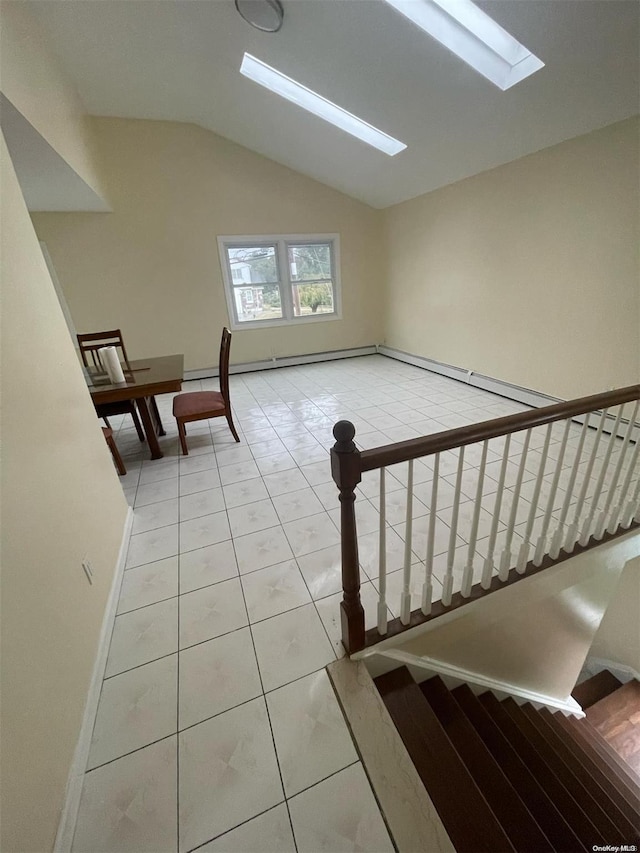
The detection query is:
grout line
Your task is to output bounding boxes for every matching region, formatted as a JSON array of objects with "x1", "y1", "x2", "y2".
[
  {"x1": 85, "y1": 729, "x2": 178, "y2": 775},
  {"x1": 184, "y1": 802, "x2": 290, "y2": 853},
  {"x1": 226, "y1": 518, "x2": 299, "y2": 849},
  {"x1": 176, "y1": 477, "x2": 182, "y2": 853},
  {"x1": 286, "y1": 758, "x2": 361, "y2": 801}
]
